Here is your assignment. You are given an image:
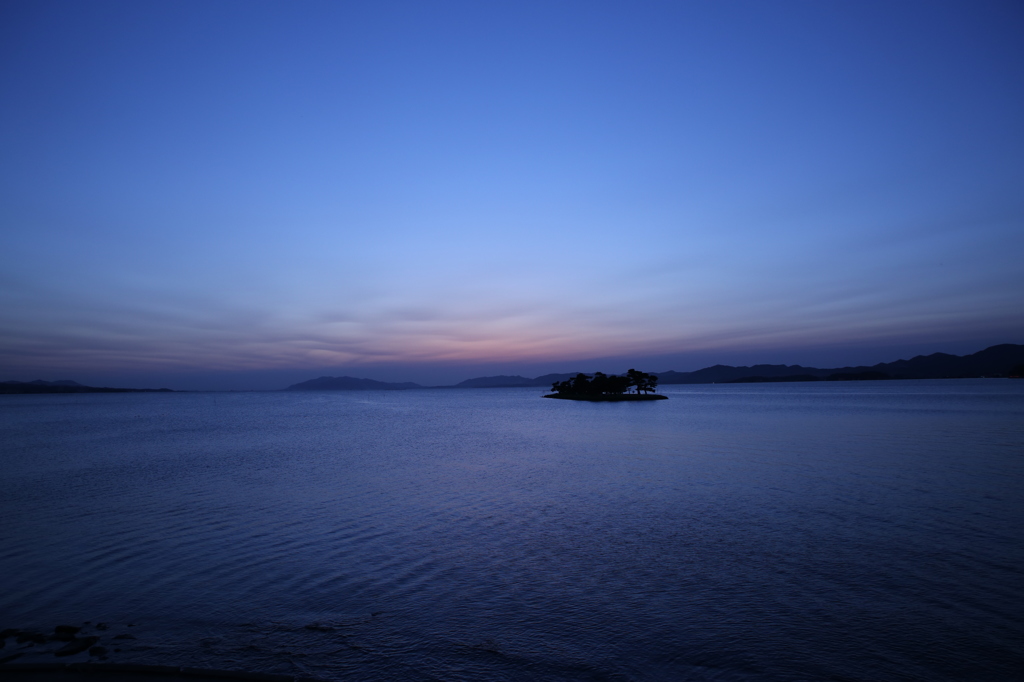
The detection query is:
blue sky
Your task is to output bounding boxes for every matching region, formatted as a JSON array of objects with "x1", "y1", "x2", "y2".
[{"x1": 1, "y1": 0, "x2": 1022, "y2": 389}]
